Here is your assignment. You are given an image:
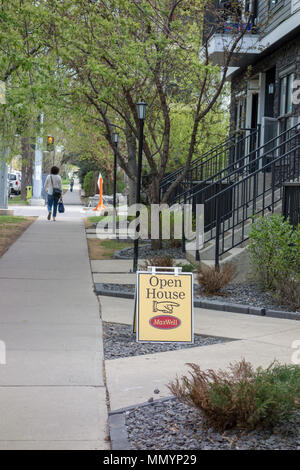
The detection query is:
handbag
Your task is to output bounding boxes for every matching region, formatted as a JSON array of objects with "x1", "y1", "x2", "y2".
[
  {"x1": 58, "y1": 198, "x2": 65, "y2": 213},
  {"x1": 50, "y1": 175, "x2": 62, "y2": 198}
]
